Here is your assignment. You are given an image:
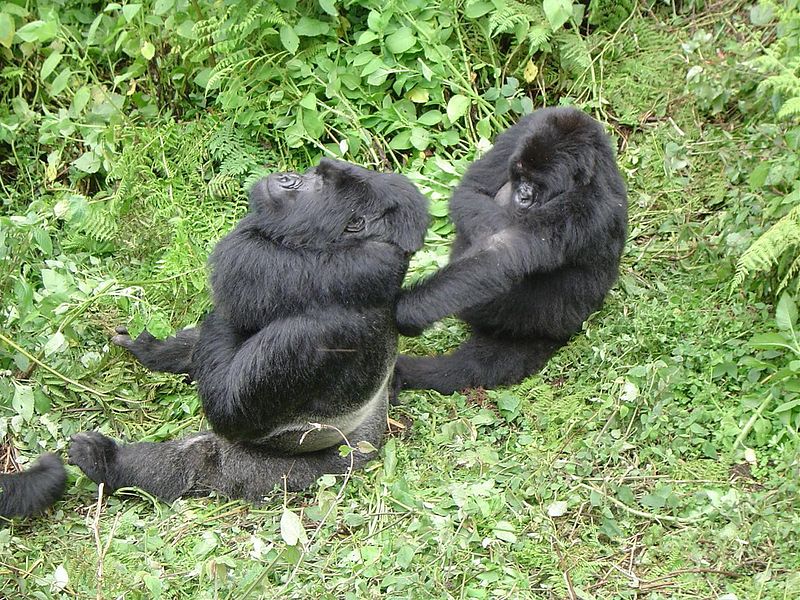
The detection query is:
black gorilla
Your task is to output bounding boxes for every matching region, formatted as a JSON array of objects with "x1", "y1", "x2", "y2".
[
  {"x1": 68, "y1": 158, "x2": 429, "y2": 503},
  {"x1": 0, "y1": 453, "x2": 66, "y2": 518},
  {"x1": 394, "y1": 107, "x2": 627, "y2": 395}
]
